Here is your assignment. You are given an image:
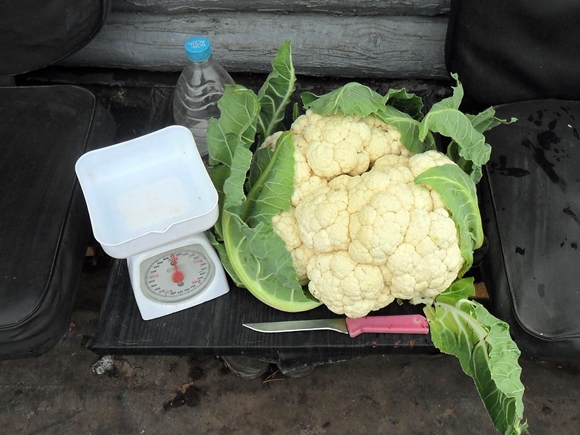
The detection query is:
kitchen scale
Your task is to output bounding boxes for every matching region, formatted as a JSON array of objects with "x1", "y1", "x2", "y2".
[{"x1": 75, "y1": 125, "x2": 229, "y2": 320}]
